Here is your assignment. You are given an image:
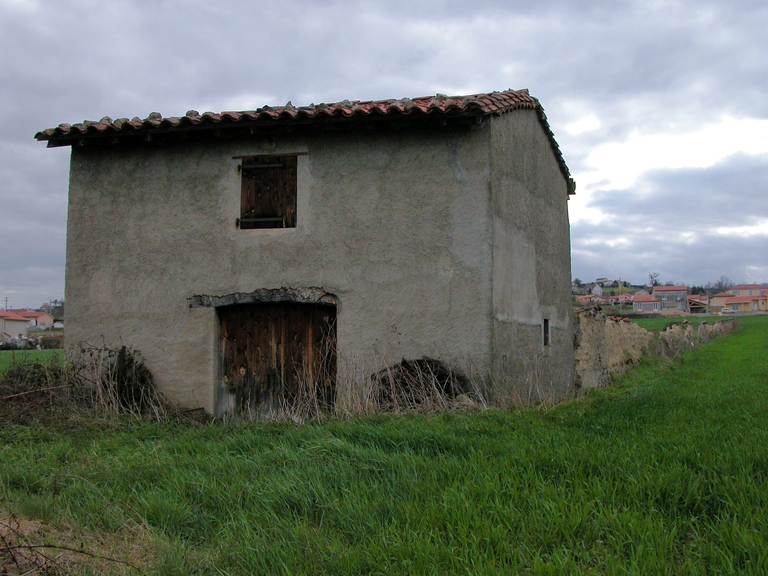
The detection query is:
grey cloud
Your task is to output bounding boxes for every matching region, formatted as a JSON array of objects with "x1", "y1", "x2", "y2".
[
  {"x1": 588, "y1": 154, "x2": 768, "y2": 230},
  {"x1": 571, "y1": 154, "x2": 768, "y2": 285},
  {"x1": 1, "y1": 0, "x2": 768, "y2": 306}
]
